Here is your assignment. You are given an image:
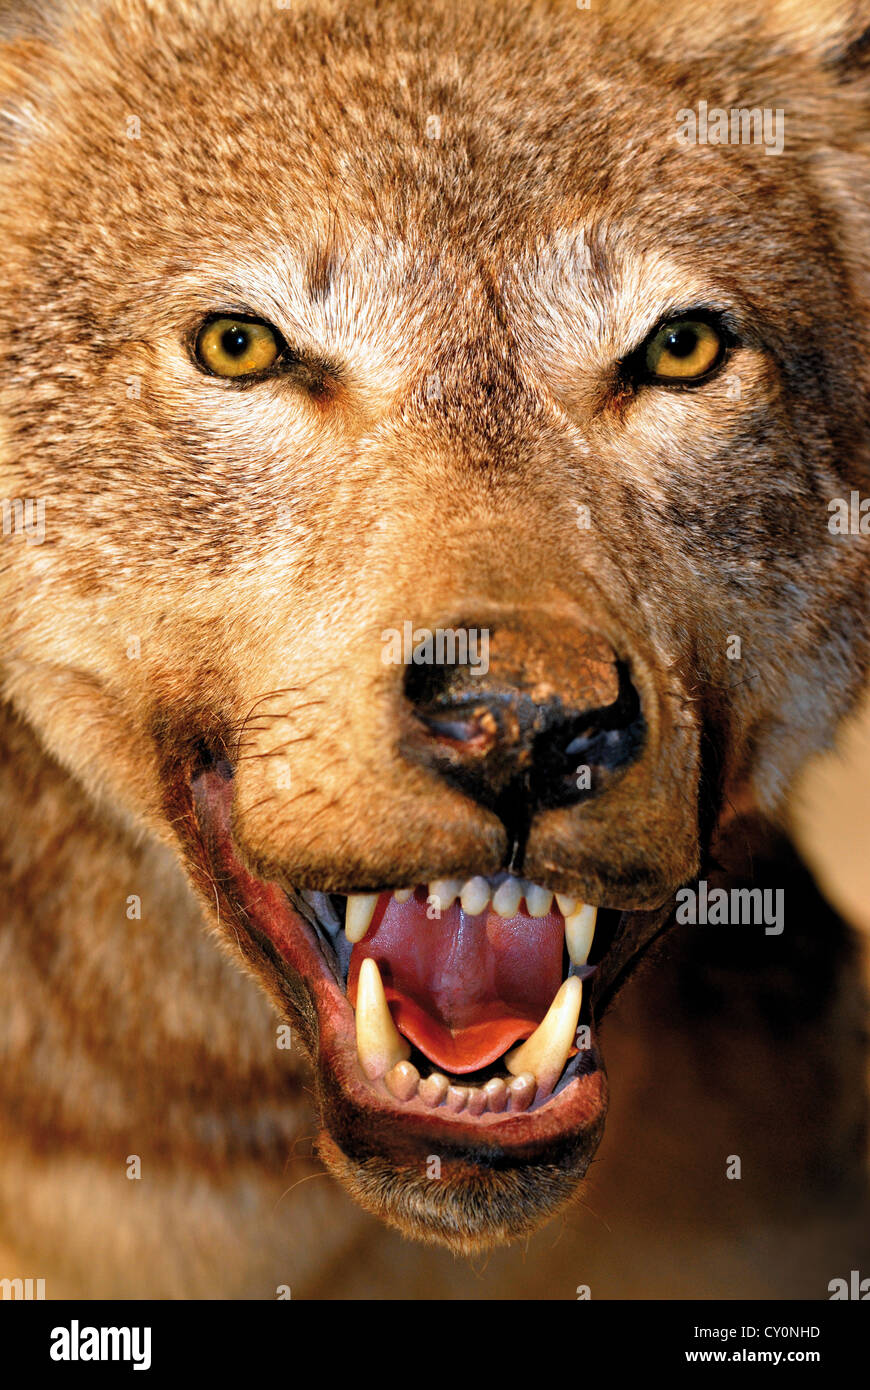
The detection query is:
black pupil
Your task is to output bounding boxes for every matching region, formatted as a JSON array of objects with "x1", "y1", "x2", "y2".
[
  {"x1": 220, "y1": 325, "x2": 250, "y2": 358},
  {"x1": 664, "y1": 326, "x2": 699, "y2": 358}
]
